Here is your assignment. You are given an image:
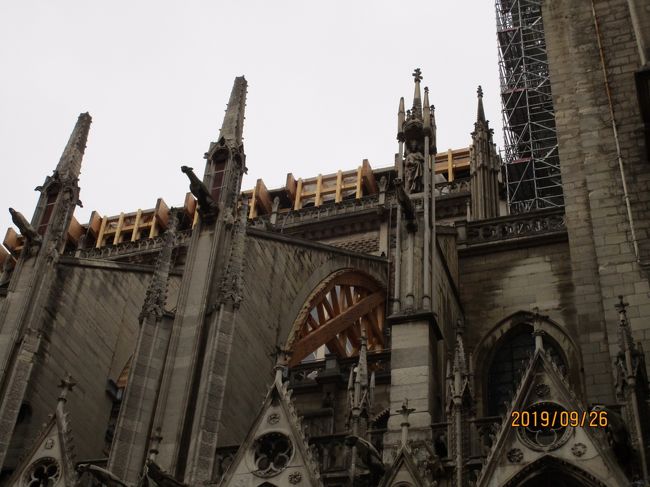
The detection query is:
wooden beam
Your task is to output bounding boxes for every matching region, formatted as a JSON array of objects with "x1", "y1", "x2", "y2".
[
  {"x1": 315, "y1": 174, "x2": 323, "y2": 206},
  {"x1": 289, "y1": 291, "x2": 384, "y2": 366},
  {"x1": 2, "y1": 228, "x2": 21, "y2": 254},
  {"x1": 294, "y1": 178, "x2": 303, "y2": 210},
  {"x1": 285, "y1": 173, "x2": 297, "y2": 202},
  {"x1": 96, "y1": 216, "x2": 108, "y2": 248},
  {"x1": 112, "y1": 212, "x2": 125, "y2": 245},
  {"x1": 67, "y1": 216, "x2": 84, "y2": 245},
  {"x1": 0, "y1": 244, "x2": 8, "y2": 265},
  {"x1": 183, "y1": 192, "x2": 197, "y2": 222},
  {"x1": 447, "y1": 149, "x2": 454, "y2": 182},
  {"x1": 131, "y1": 209, "x2": 143, "y2": 241},
  {"x1": 335, "y1": 170, "x2": 343, "y2": 203},
  {"x1": 87, "y1": 211, "x2": 102, "y2": 239},
  {"x1": 329, "y1": 287, "x2": 341, "y2": 316},
  {"x1": 254, "y1": 179, "x2": 273, "y2": 215},
  {"x1": 361, "y1": 159, "x2": 378, "y2": 194},
  {"x1": 355, "y1": 165, "x2": 363, "y2": 199}
]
